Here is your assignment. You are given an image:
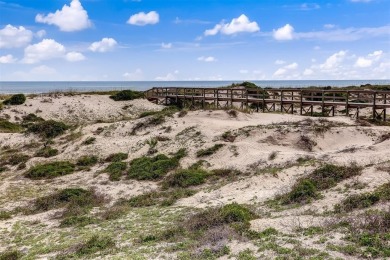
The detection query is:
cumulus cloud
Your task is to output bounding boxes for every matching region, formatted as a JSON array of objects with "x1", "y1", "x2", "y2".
[
  {"x1": 273, "y1": 62, "x2": 298, "y2": 77},
  {"x1": 35, "y1": 0, "x2": 91, "y2": 32},
  {"x1": 65, "y1": 51, "x2": 85, "y2": 62},
  {"x1": 300, "y1": 3, "x2": 320, "y2": 10},
  {"x1": 161, "y1": 42, "x2": 172, "y2": 49},
  {"x1": 204, "y1": 14, "x2": 259, "y2": 36},
  {"x1": 0, "y1": 25, "x2": 33, "y2": 48},
  {"x1": 0, "y1": 54, "x2": 17, "y2": 64},
  {"x1": 23, "y1": 39, "x2": 66, "y2": 64},
  {"x1": 320, "y1": 51, "x2": 346, "y2": 70},
  {"x1": 273, "y1": 24, "x2": 294, "y2": 40},
  {"x1": 197, "y1": 56, "x2": 217, "y2": 62},
  {"x1": 89, "y1": 38, "x2": 117, "y2": 52},
  {"x1": 127, "y1": 11, "x2": 159, "y2": 26},
  {"x1": 275, "y1": 60, "x2": 286, "y2": 65},
  {"x1": 354, "y1": 50, "x2": 383, "y2": 68},
  {"x1": 155, "y1": 70, "x2": 179, "y2": 81}
]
